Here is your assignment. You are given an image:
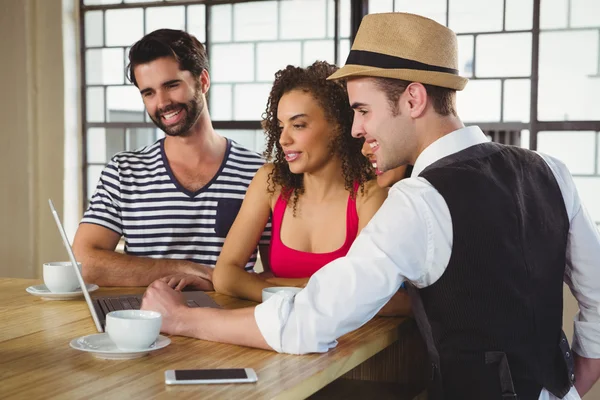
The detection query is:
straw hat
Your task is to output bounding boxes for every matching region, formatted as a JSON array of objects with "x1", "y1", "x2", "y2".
[{"x1": 328, "y1": 12, "x2": 468, "y2": 90}]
